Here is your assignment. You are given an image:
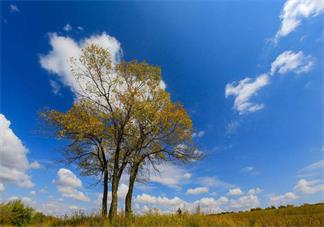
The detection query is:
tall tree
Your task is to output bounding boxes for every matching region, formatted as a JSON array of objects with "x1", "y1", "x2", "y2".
[
  {"x1": 122, "y1": 90, "x2": 201, "y2": 216},
  {"x1": 69, "y1": 44, "x2": 168, "y2": 220},
  {"x1": 40, "y1": 101, "x2": 112, "y2": 216}
]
